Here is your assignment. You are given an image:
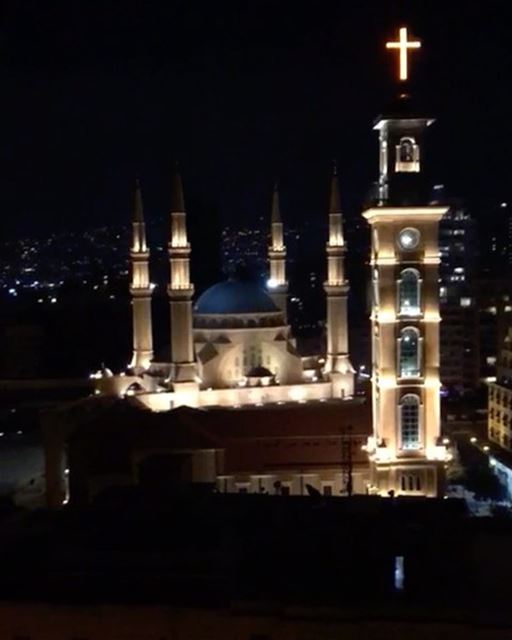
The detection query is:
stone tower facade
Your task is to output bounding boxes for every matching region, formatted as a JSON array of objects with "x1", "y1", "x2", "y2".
[
  {"x1": 129, "y1": 179, "x2": 154, "y2": 371},
  {"x1": 323, "y1": 164, "x2": 354, "y2": 399},
  {"x1": 167, "y1": 170, "x2": 197, "y2": 386},
  {"x1": 363, "y1": 93, "x2": 448, "y2": 496},
  {"x1": 267, "y1": 183, "x2": 288, "y2": 320}
]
